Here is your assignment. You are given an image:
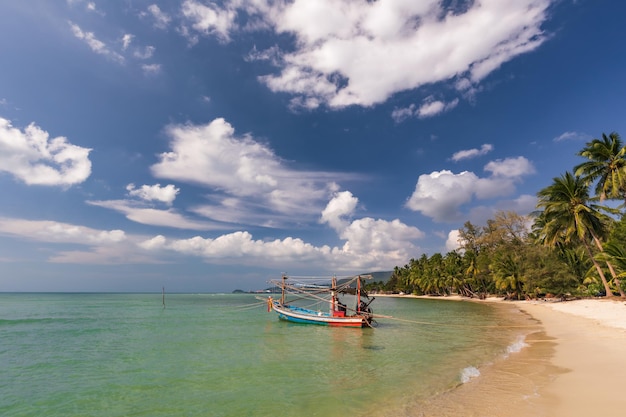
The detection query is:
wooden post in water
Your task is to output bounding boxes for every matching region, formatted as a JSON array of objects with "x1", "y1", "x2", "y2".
[{"x1": 162, "y1": 286, "x2": 165, "y2": 309}]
